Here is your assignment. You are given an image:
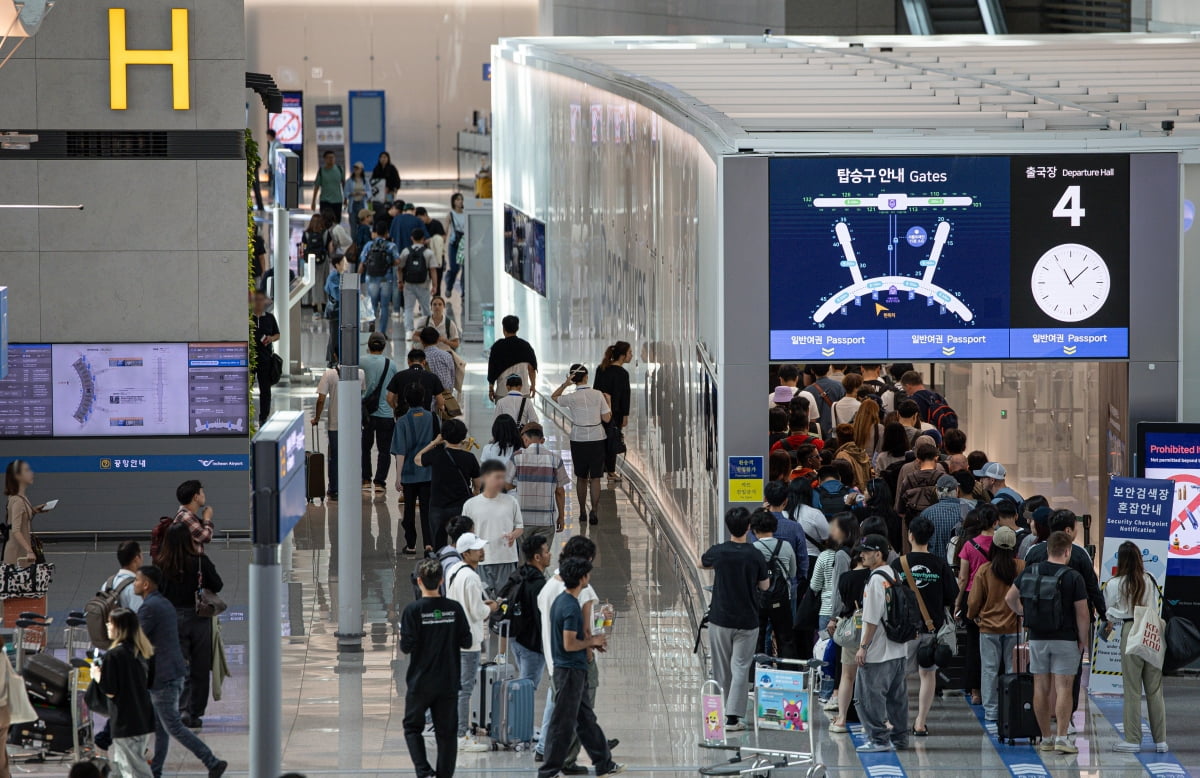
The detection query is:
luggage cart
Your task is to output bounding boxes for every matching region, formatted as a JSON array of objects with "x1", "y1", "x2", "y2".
[{"x1": 699, "y1": 656, "x2": 825, "y2": 778}]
